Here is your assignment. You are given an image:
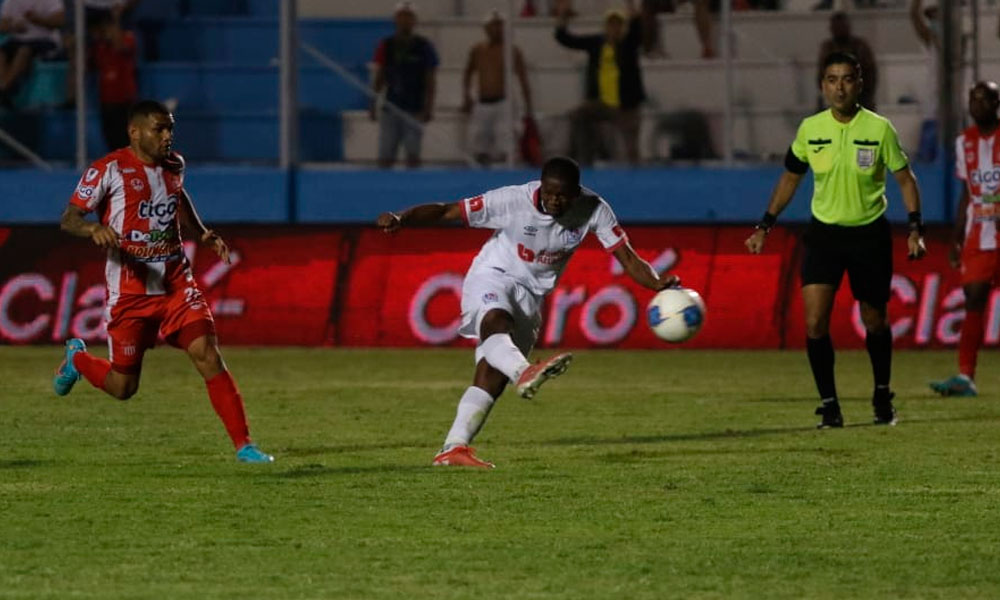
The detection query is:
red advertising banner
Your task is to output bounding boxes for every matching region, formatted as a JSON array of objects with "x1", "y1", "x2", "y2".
[
  {"x1": 0, "y1": 227, "x2": 342, "y2": 346},
  {"x1": 2, "y1": 225, "x2": 997, "y2": 349}
]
